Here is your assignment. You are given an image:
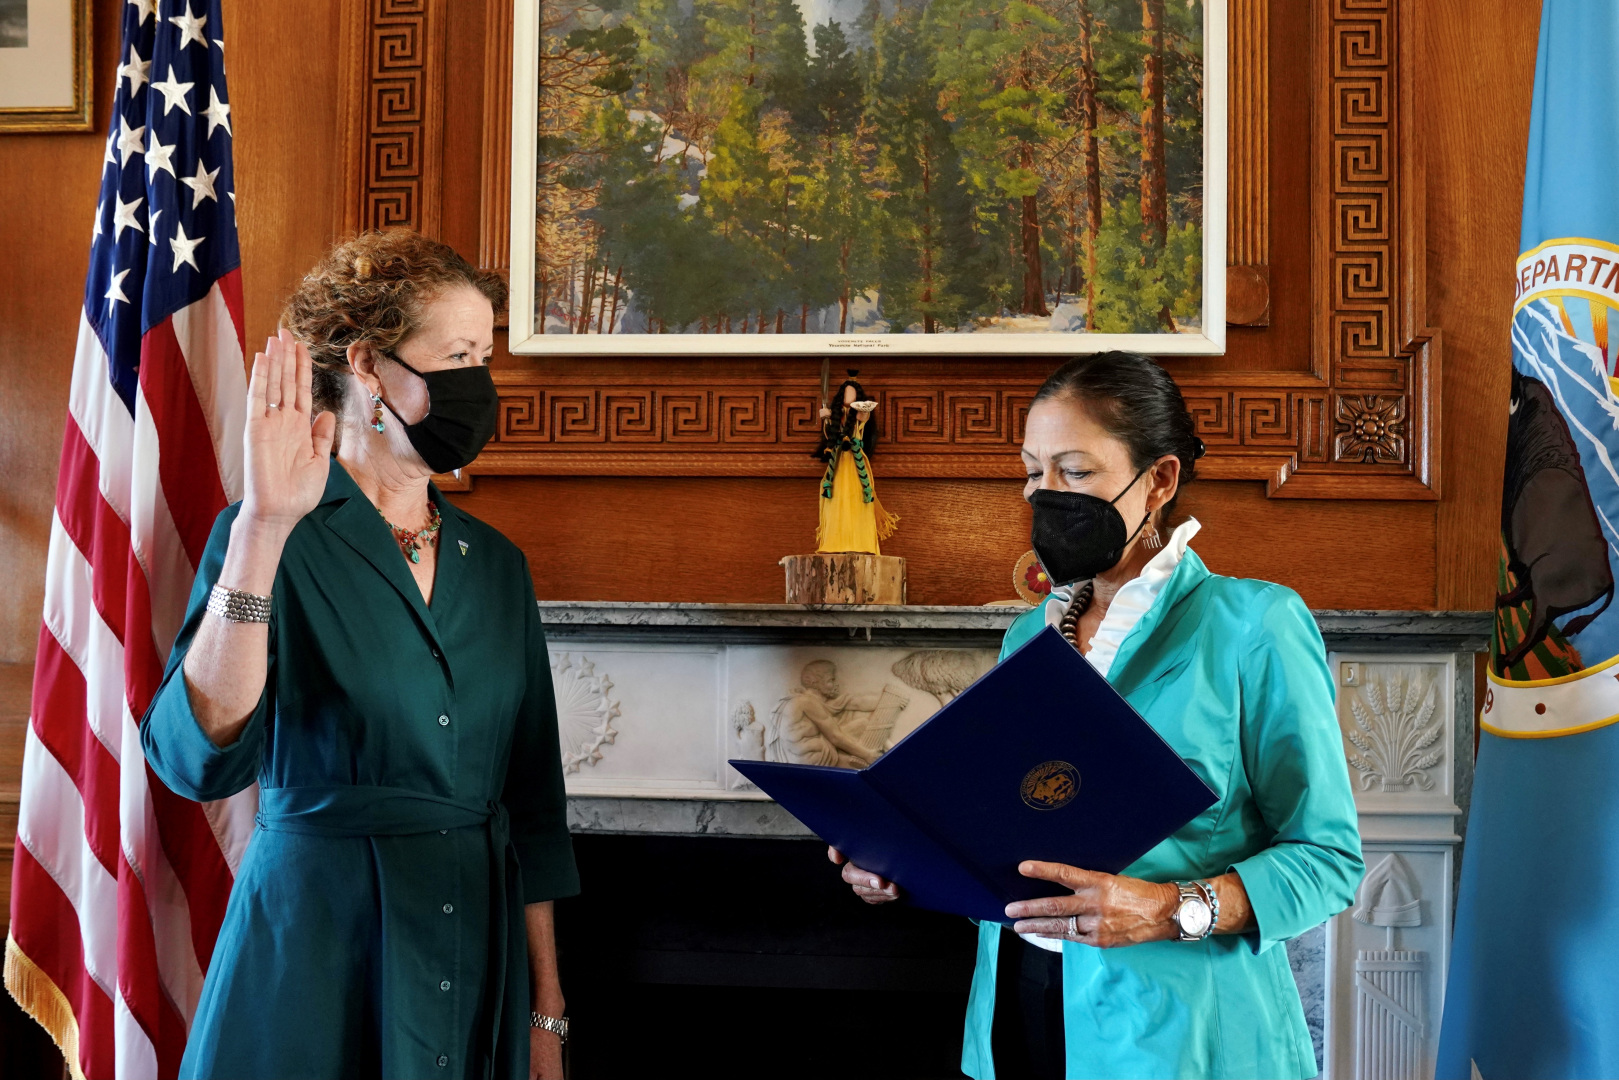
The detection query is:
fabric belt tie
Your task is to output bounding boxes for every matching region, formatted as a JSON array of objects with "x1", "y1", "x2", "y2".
[{"x1": 256, "y1": 786, "x2": 523, "y2": 1080}]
